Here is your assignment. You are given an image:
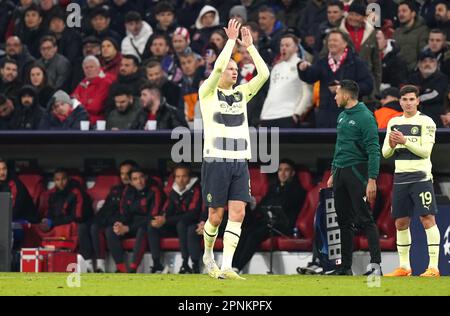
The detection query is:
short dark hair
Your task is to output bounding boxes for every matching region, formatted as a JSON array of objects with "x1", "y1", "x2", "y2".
[
  {"x1": 258, "y1": 5, "x2": 275, "y2": 17},
  {"x1": 24, "y1": 3, "x2": 42, "y2": 16},
  {"x1": 436, "y1": 0, "x2": 449, "y2": 10},
  {"x1": 40, "y1": 35, "x2": 57, "y2": 47},
  {"x1": 154, "y1": 1, "x2": 175, "y2": 15},
  {"x1": 327, "y1": 0, "x2": 344, "y2": 11},
  {"x1": 327, "y1": 29, "x2": 350, "y2": 44},
  {"x1": 140, "y1": 82, "x2": 160, "y2": 94},
  {"x1": 340, "y1": 80, "x2": 360, "y2": 99},
  {"x1": 1, "y1": 58, "x2": 18, "y2": 68},
  {"x1": 145, "y1": 60, "x2": 163, "y2": 70},
  {"x1": 243, "y1": 21, "x2": 260, "y2": 34},
  {"x1": 122, "y1": 54, "x2": 140, "y2": 67},
  {"x1": 54, "y1": 168, "x2": 69, "y2": 177},
  {"x1": 111, "y1": 84, "x2": 133, "y2": 98},
  {"x1": 128, "y1": 167, "x2": 145, "y2": 179},
  {"x1": 119, "y1": 160, "x2": 139, "y2": 169},
  {"x1": 430, "y1": 28, "x2": 447, "y2": 40},
  {"x1": 399, "y1": 1, "x2": 418, "y2": 13},
  {"x1": 125, "y1": 11, "x2": 142, "y2": 23},
  {"x1": 150, "y1": 33, "x2": 171, "y2": 46},
  {"x1": 280, "y1": 33, "x2": 299, "y2": 46},
  {"x1": 0, "y1": 157, "x2": 6, "y2": 165},
  {"x1": 400, "y1": 85, "x2": 420, "y2": 98},
  {"x1": 279, "y1": 159, "x2": 296, "y2": 170},
  {"x1": 173, "y1": 163, "x2": 191, "y2": 176}
]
